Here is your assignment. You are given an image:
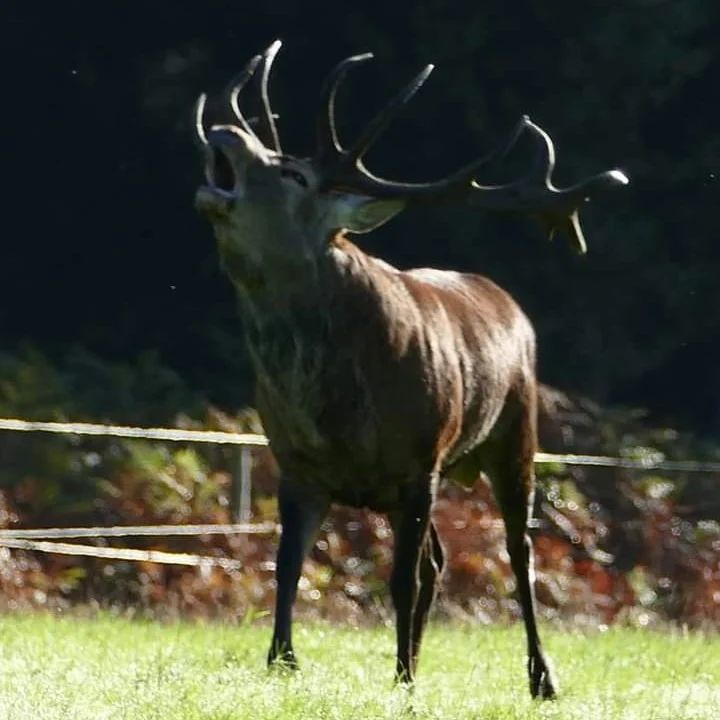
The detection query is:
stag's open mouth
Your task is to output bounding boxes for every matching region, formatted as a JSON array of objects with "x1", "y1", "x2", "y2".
[
  {"x1": 196, "y1": 144, "x2": 240, "y2": 218},
  {"x1": 208, "y1": 147, "x2": 236, "y2": 193}
]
